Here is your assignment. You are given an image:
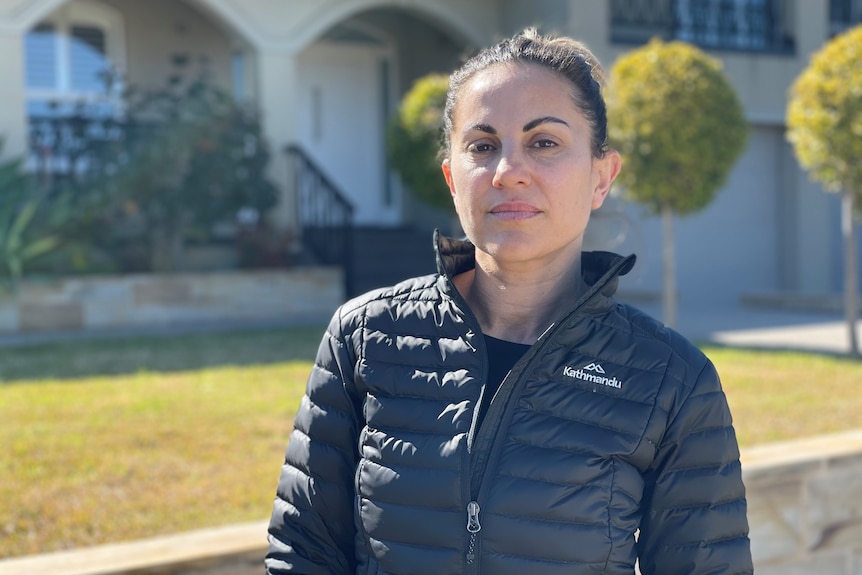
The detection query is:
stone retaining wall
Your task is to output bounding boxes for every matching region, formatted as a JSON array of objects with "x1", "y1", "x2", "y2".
[
  {"x1": 2, "y1": 430, "x2": 861, "y2": 575},
  {"x1": 0, "y1": 268, "x2": 343, "y2": 334},
  {"x1": 744, "y1": 430, "x2": 862, "y2": 574}
]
